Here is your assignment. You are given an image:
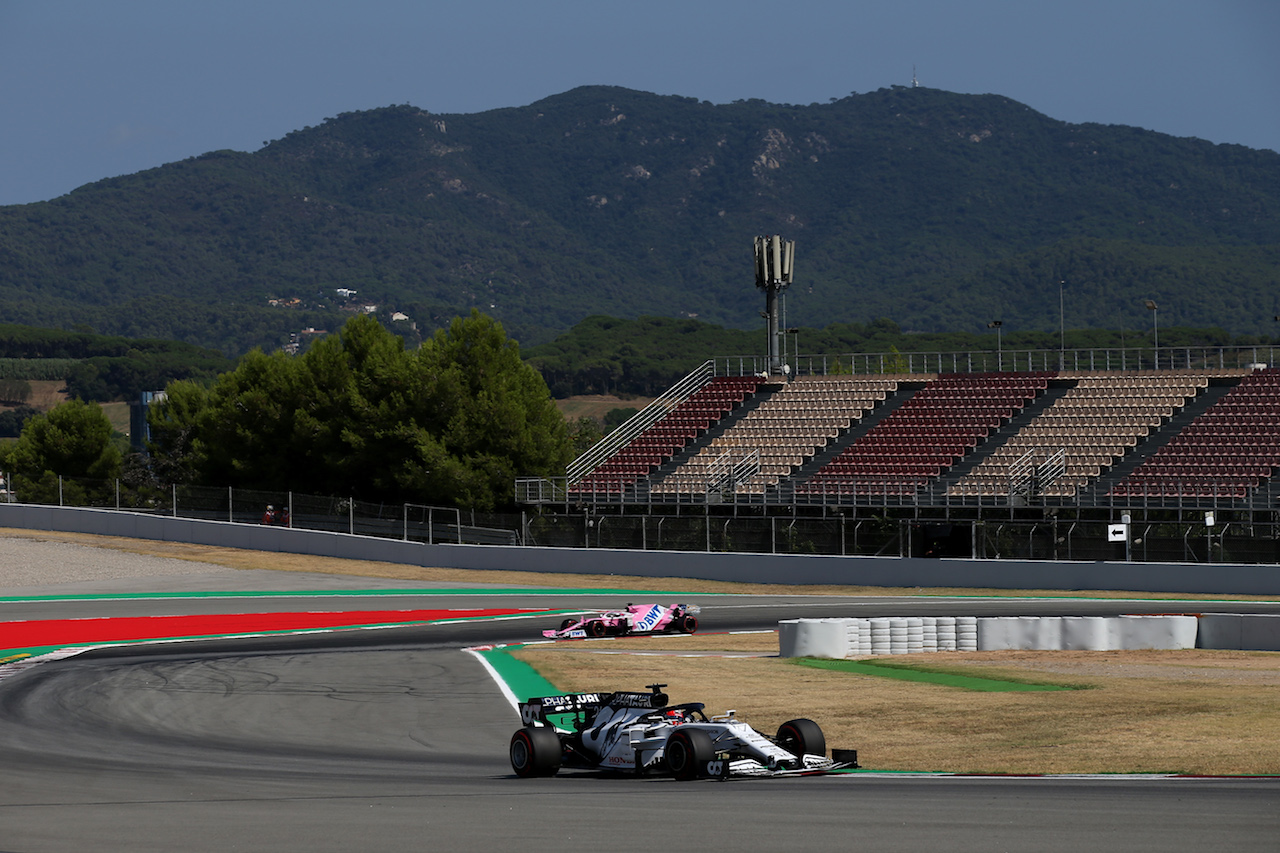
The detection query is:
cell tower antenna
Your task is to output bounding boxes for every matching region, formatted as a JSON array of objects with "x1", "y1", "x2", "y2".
[{"x1": 912, "y1": 65, "x2": 919, "y2": 88}]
